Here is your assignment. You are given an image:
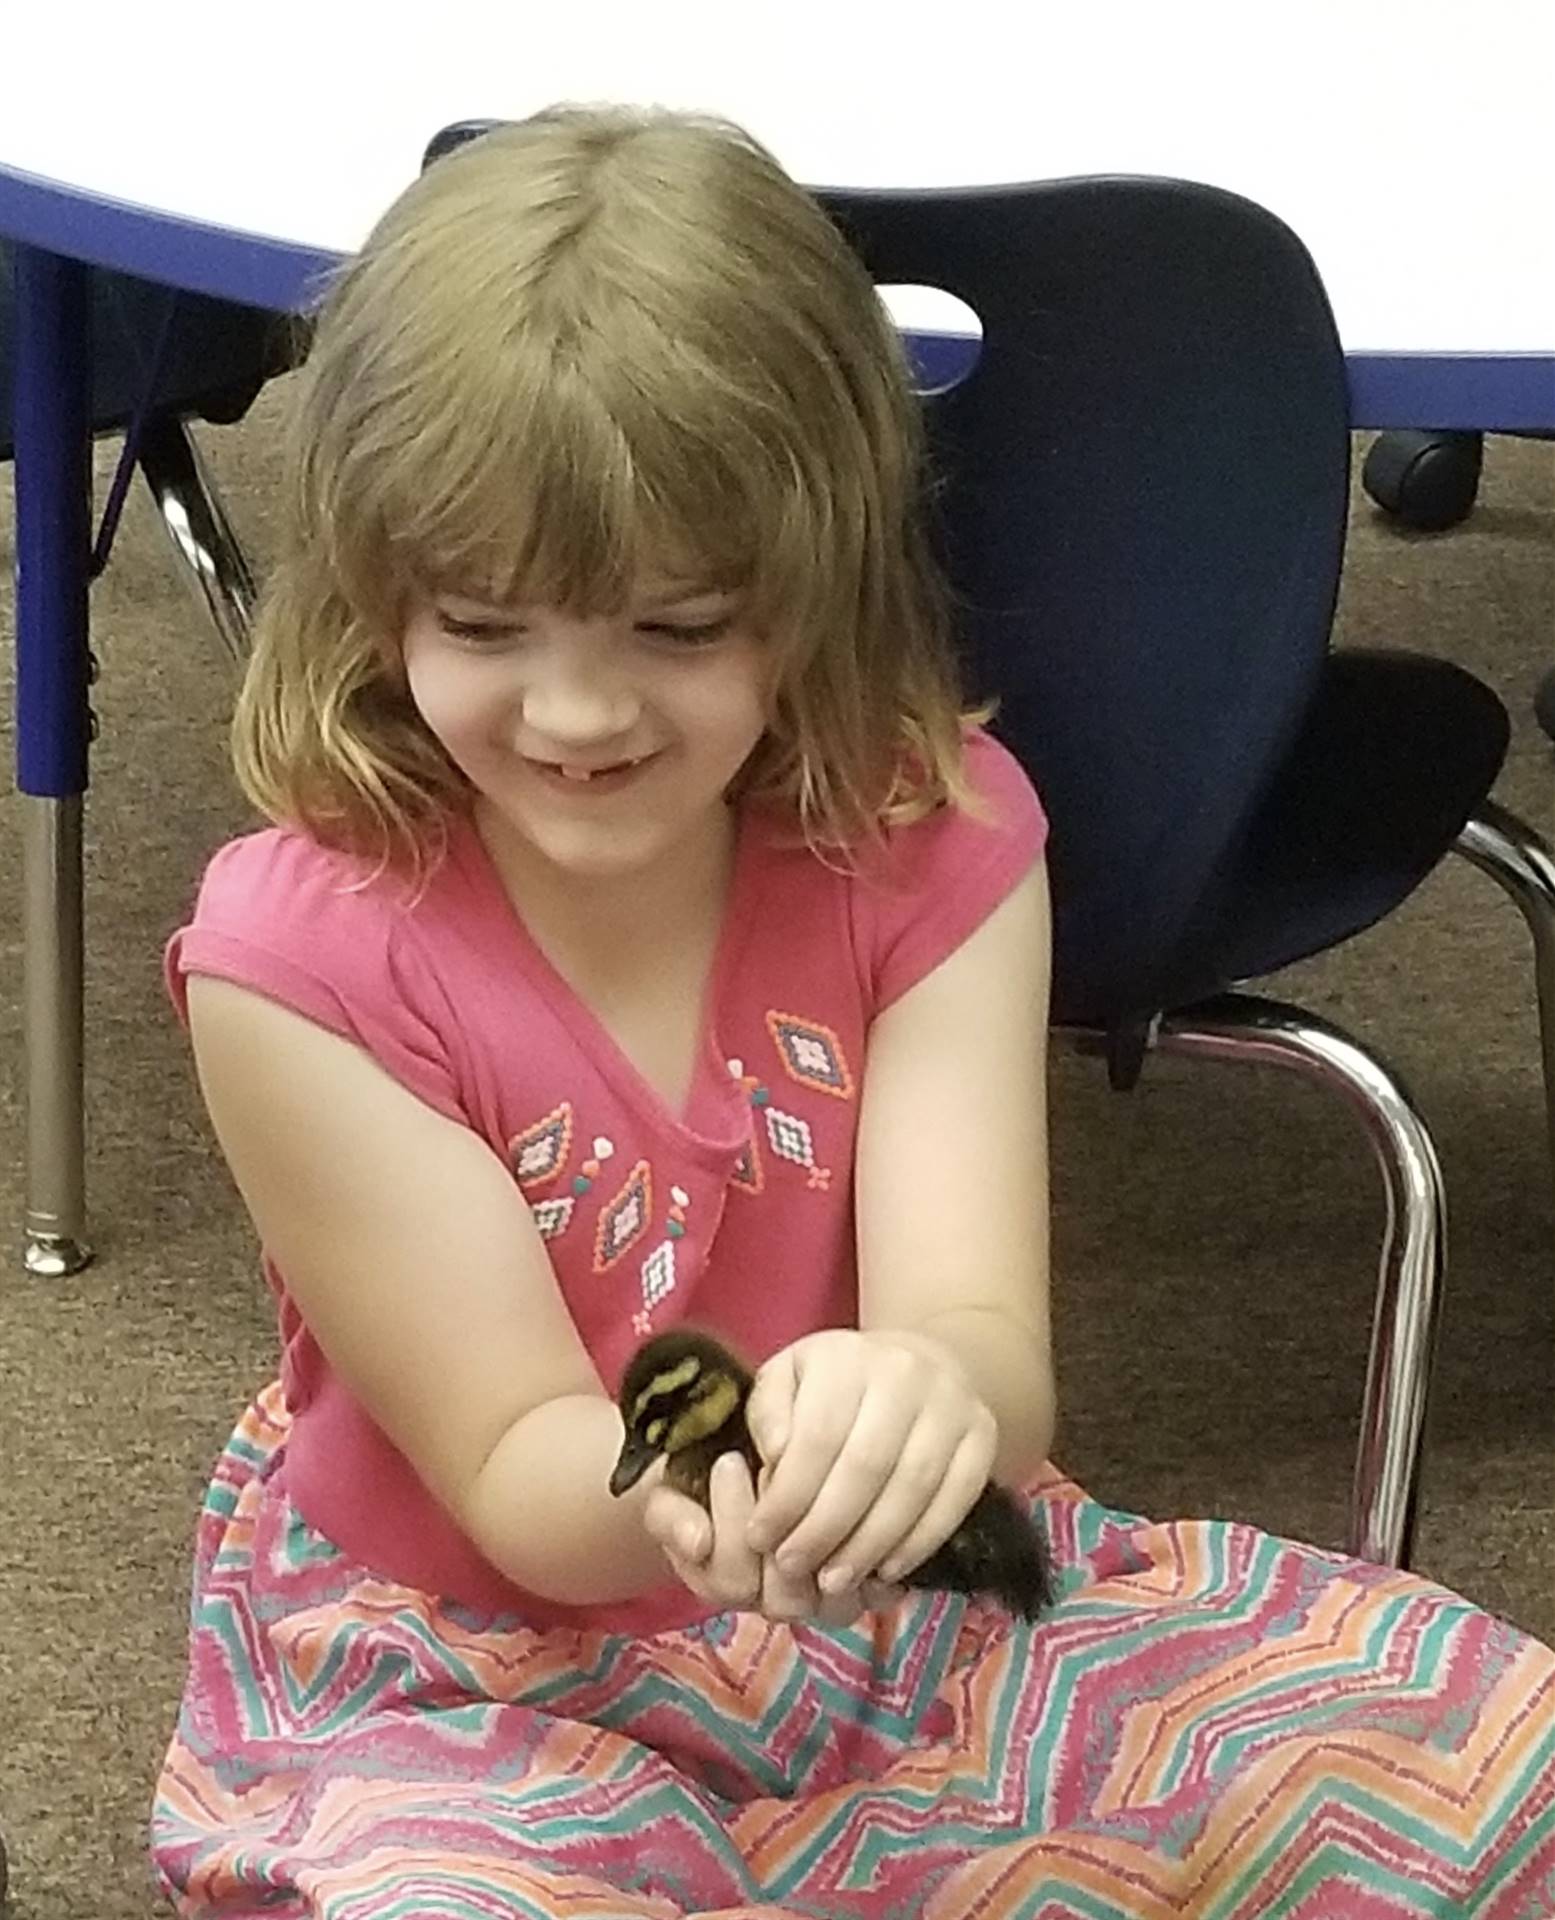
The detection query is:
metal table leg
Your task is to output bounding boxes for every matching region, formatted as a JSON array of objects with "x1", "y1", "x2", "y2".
[{"x1": 13, "y1": 245, "x2": 94, "y2": 1277}]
